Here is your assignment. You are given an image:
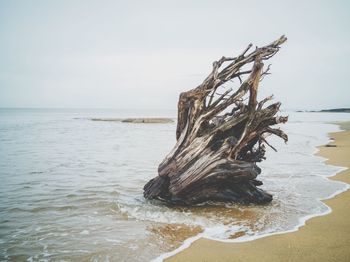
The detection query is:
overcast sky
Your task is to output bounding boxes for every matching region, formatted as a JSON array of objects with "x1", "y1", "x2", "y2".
[{"x1": 0, "y1": 0, "x2": 349, "y2": 110}]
